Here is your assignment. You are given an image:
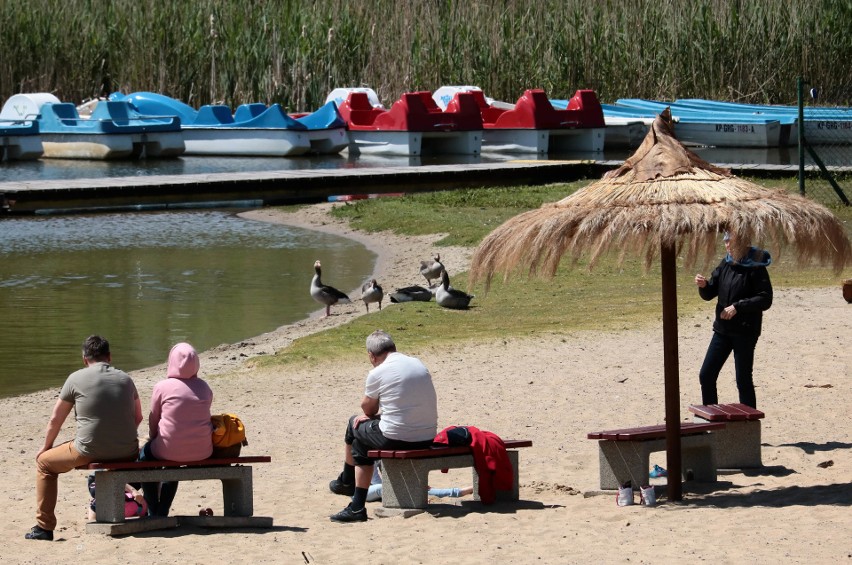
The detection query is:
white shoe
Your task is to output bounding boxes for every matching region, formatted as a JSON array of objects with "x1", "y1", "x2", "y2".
[
  {"x1": 616, "y1": 485, "x2": 634, "y2": 506},
  {"x1": 640, "y1": 485, "x2": 656, "y2": 507}
]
